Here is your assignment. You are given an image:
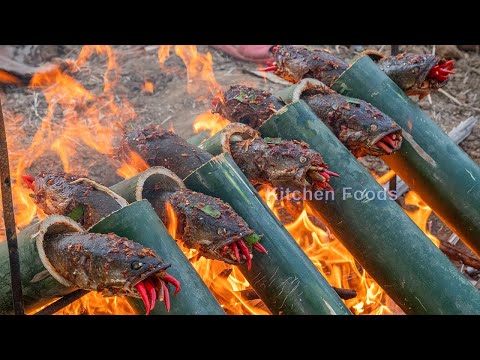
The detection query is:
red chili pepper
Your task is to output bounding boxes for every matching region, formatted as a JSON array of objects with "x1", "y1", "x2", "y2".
[
  {"x1": 237, "y1": 239, "x2": 252, "y2": 270},
  {"x1": 134, "y1": 281, "x2": 151, "y2": 315},
  {"x1": 162, "y1": 273, "x2": 182, "y2": 296}
]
